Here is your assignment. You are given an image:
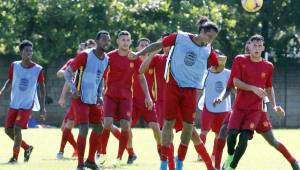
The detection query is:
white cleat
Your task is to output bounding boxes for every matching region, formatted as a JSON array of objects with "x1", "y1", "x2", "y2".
[
  {"x1": 56, "y1": 152, "x2": 64, "y2": 160},
  {"x1": 113, "y1": 158, "x2": 122, "y2": 168}
]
